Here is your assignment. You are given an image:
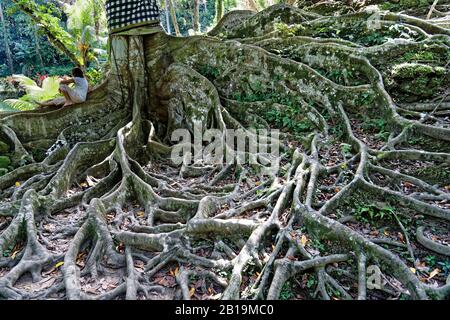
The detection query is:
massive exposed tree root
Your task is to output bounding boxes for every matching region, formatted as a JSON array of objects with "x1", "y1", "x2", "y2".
[{"x1": 0, "y1": 4, "x2": 449, "y2": 300}]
